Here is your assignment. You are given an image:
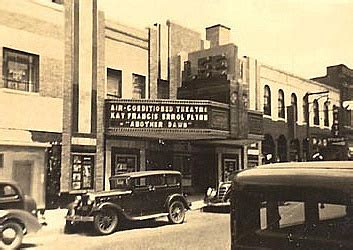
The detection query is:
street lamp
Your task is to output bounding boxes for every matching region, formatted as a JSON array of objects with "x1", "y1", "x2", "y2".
[{"x1": 304, "y1": 90, "x2": 329, "y2": 161}]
